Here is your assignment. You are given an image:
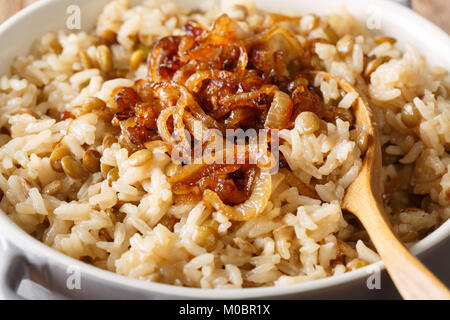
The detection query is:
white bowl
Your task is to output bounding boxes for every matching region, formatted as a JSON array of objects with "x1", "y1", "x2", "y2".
[{"x1": 0, "y1": 0, "x2": 449, "y2": 299}]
